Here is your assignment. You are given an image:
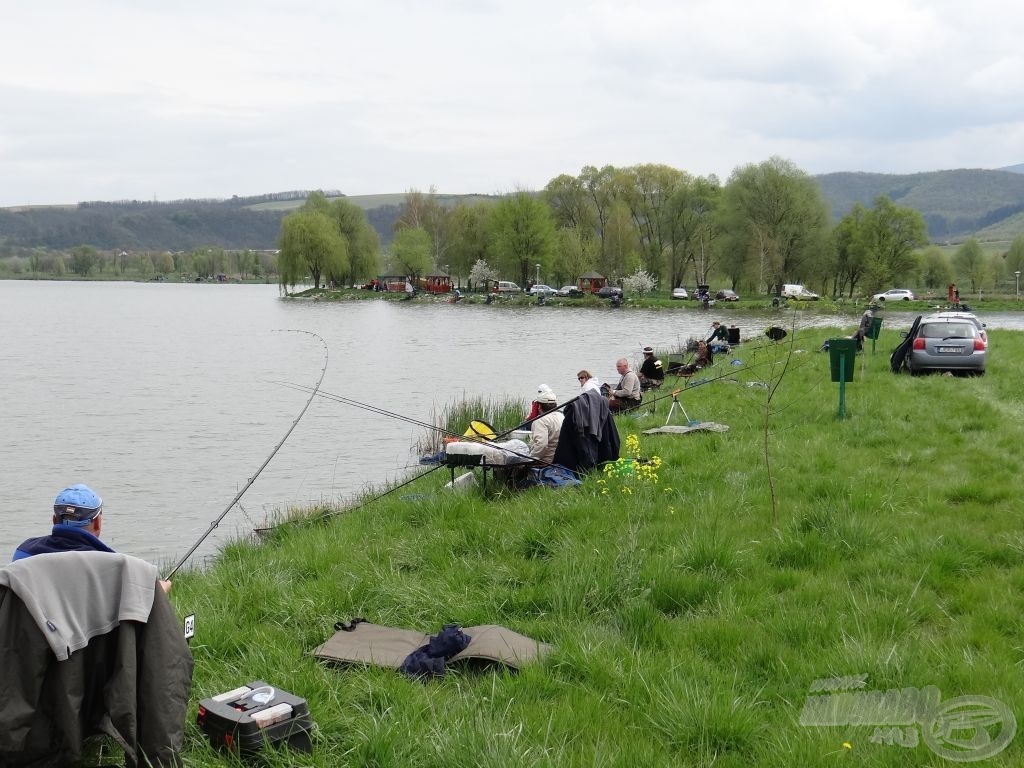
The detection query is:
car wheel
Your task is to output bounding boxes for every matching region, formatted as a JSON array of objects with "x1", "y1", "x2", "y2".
[{"x1": 902, "y1": 297, "x2": 910, "y2": 301}]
